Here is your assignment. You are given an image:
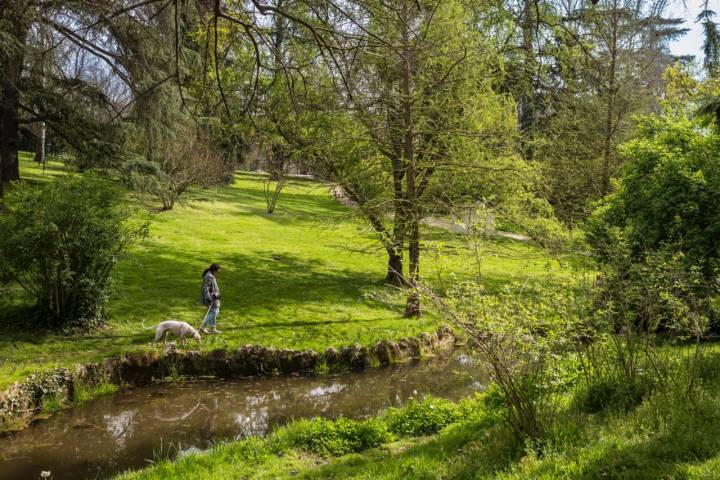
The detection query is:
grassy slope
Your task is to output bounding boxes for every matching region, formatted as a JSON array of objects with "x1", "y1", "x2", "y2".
[
  {"x1": 119, "y1": 346, "x2": 720, "y2": 480},
  {"x1": 0, "y1": 156, "x2": 580, "y2": 389}
]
